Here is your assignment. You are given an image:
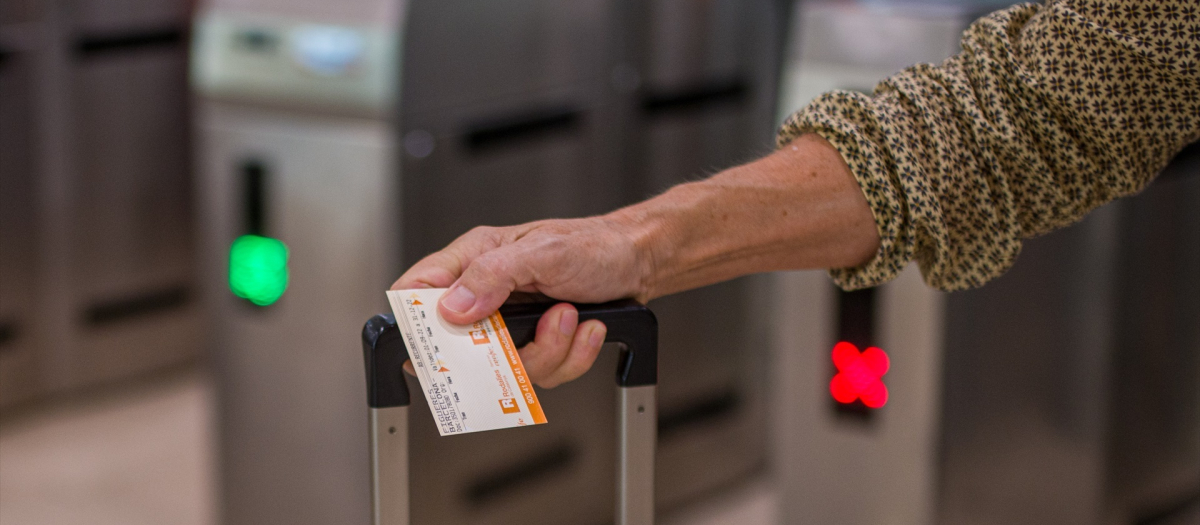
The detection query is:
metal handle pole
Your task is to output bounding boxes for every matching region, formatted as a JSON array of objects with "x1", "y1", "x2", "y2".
[
  {"x1": 364, "y1": 299, "x2": 657, "y2": 525},
  {"x1": 618, "y1": 385, "x2": 657, "y2": 525},
  {"x1": 370, "y1": 407, "x2": 408, "y2": 525},
  {"x1": 363, "y1": 315, "x2": 412, "y2": 525},
  {"x1": 501, "y1": 300, "x2": 659, "y2": 525}
]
